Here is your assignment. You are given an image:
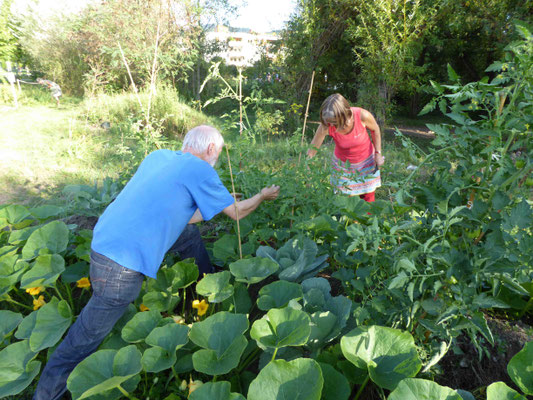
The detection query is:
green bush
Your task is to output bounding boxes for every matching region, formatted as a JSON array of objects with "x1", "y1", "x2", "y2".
[{"x1": 82, "y1": 86, "x2": 216, "y2": 139}]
